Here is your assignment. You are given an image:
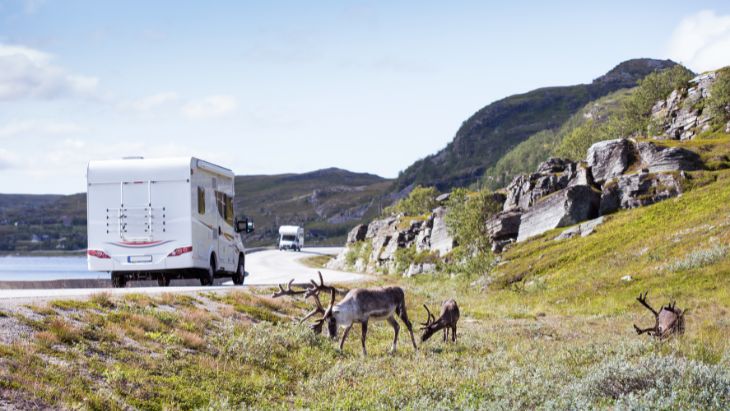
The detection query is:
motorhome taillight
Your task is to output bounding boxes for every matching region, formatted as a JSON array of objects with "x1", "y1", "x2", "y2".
[
  {"x1": 168, "y1": 246, "x2": 193, "y2": 257},
  {"x1": 87, "y1": 250, "x2": 111, "y2": 259}
]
